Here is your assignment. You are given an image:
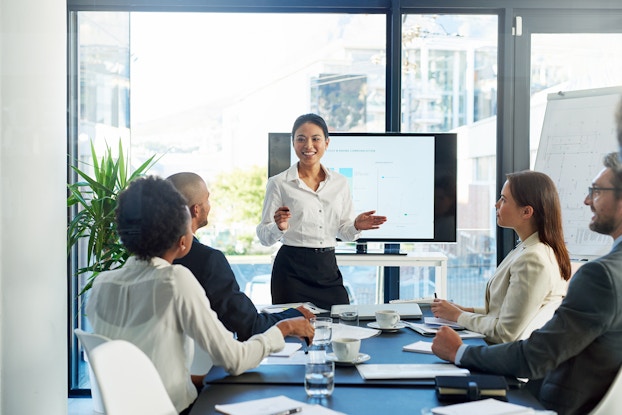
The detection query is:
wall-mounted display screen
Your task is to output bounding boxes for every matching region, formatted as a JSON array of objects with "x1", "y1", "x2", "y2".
[{"x1": 268, "y1": 132, "x2": 457, "y2": 243}]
